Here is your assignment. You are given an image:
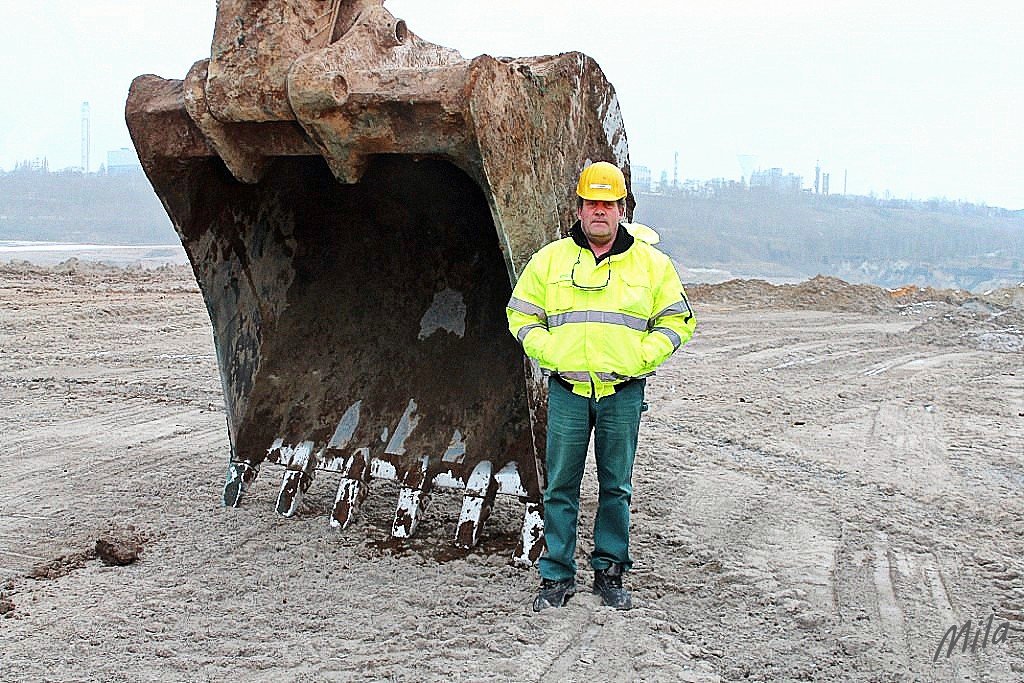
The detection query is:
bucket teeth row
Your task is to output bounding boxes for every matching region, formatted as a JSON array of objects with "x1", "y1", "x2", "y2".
[{"x1": 222, "y1": 440, "x2": 546, "y2": 563}]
